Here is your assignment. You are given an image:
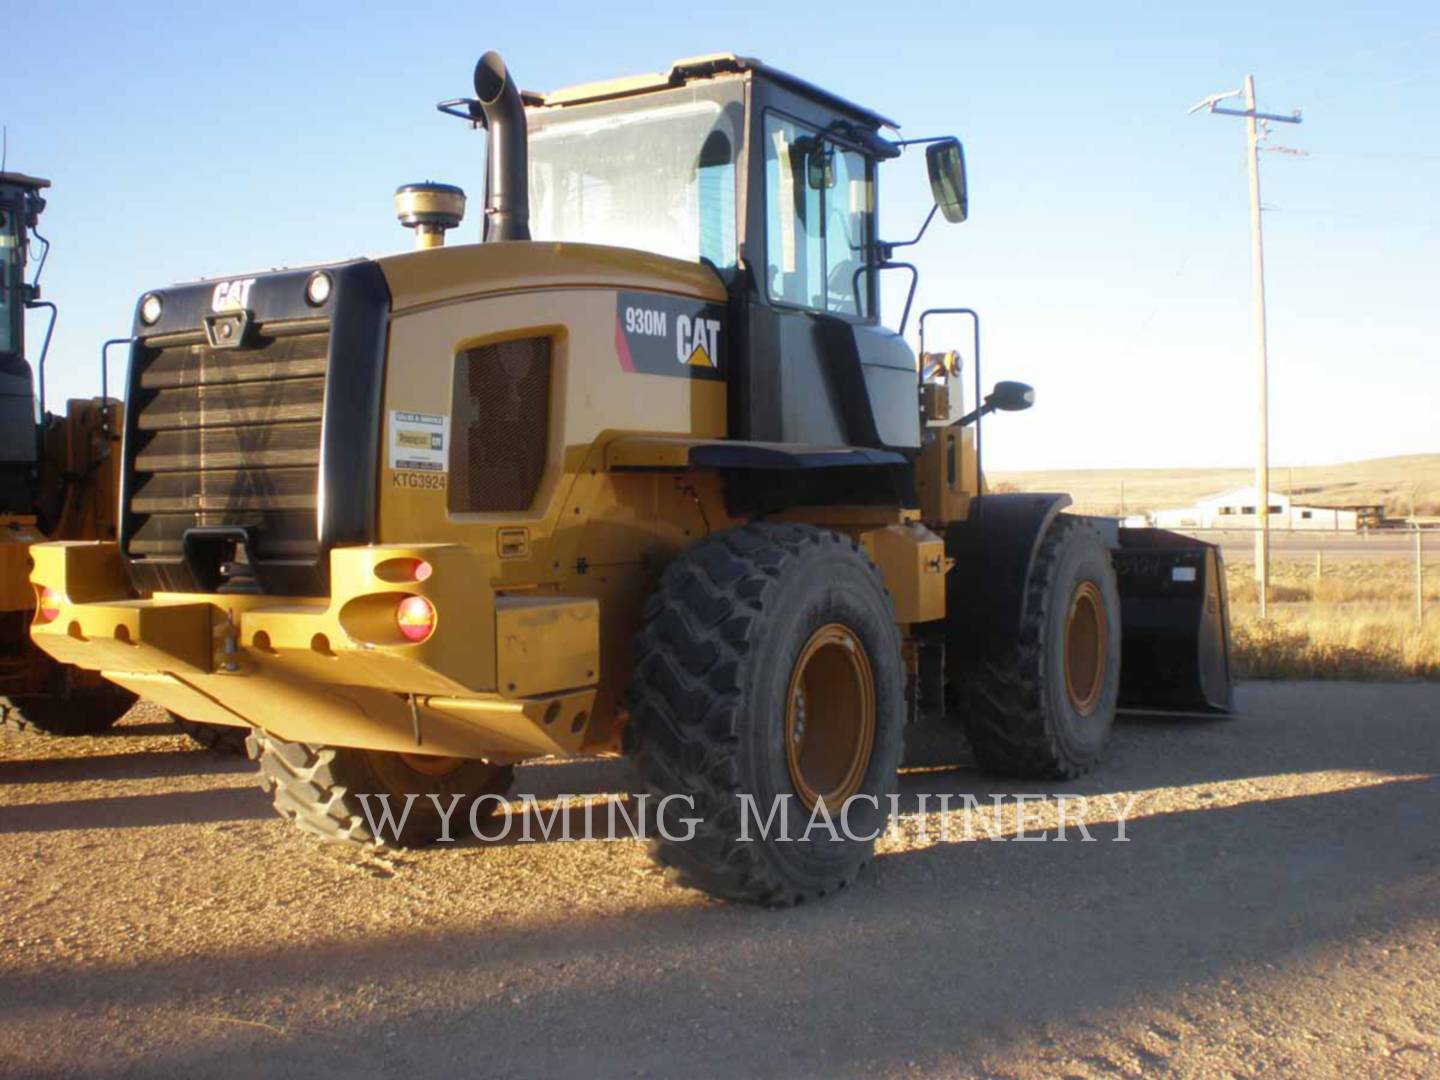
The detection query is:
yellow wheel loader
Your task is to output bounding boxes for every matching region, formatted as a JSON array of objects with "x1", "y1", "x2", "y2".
[{"x1": 29, "y1": 52, "x2": 1231, "y2": 903}]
